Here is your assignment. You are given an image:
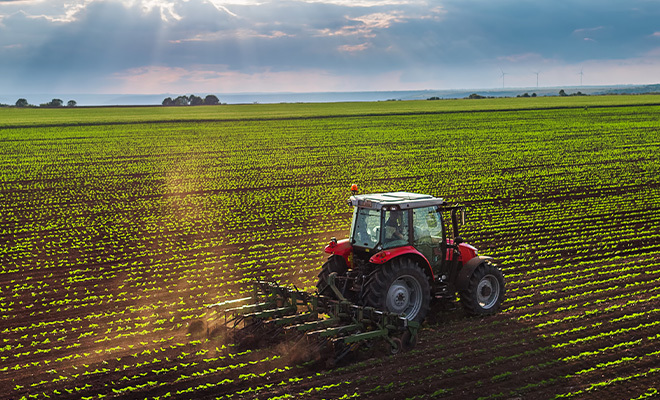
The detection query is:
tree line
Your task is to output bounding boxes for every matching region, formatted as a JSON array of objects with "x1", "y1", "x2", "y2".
[
  {"x1": 2, "y1": 94, "x2": 222, "y2": 108},
  {"x1": 2, "y1": 98, "x2": 77, "y2": 108},
  {"x1": 162, "y1": 94, "x2": 221, "y2": 106}
]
